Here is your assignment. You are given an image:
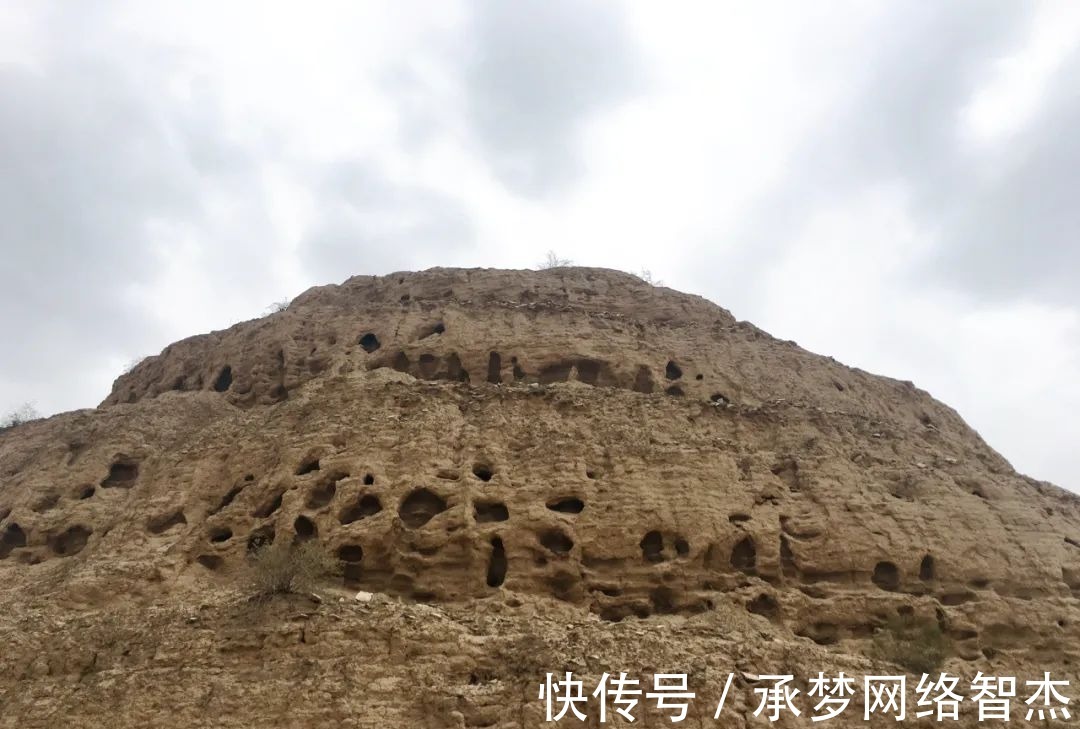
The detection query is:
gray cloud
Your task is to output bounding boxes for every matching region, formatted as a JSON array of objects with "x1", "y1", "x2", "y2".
[
  {"x1": 924, "y1": 47, "x2": 1080, "y2": 304},
  {"x1": 673, "y1": 1, "x2": 1080, "y2": 487},
  {"x1": 812, "y1": 3, "x2": 1029, "y2": 201},
  {"x1": 690, "y1": 2, "x2": 1038, "y2": 305},
  {"x1": 301, "y1": 161, "x2": 476, "y2": 283},
  {"x1": 2, "y1": 0, "x2": 1076, "y2": 495},
  {"x1": 461, "y1": 0, "x2": 646, "y2": 196},
  {"x1": 322, "y1": 5, "x2": 621, "y2": 270},
  {"x1": 0, "y1": 4, "x2": 271, "y2": 411},
  {"x1": 0, "y1": 44, "x2": 179, "y2": 391}
]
